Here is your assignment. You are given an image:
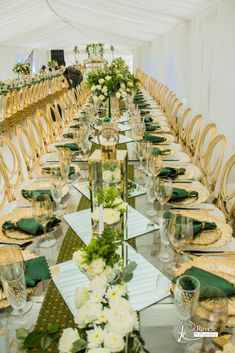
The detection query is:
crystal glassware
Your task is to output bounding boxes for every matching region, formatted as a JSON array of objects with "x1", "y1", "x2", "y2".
[
  {"x1": 154, "y1": 177, "x2": 172, "y2": 211},
  {"x1": 32, "y1": 194, "x2": 53, "y2": 234},
  {"x1": 148, "y1": 154, "x2": 163, "y2": 177},
  {"x1": 145, "y1": 175, "x2": 157, "y2": 216},
  {"x1": 156, "y1": 210, "x2": 174, "y2": 263}
]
